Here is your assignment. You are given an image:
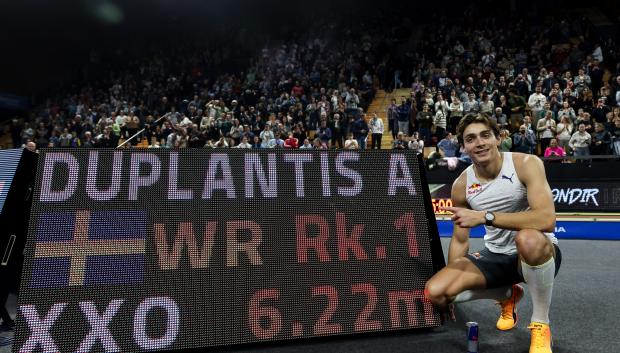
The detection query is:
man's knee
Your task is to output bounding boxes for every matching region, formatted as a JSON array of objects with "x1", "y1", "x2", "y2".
[
  {"x1": 425, "y1": 258, "x2": 471, "y2": 306},
  {"x1": 515, "y1": 229, "x2": 553, "y2": 263},
  {"x1": 424, "y1": 280, "x2": 447, "y2": 306}
]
